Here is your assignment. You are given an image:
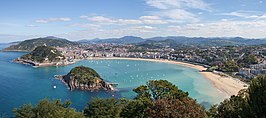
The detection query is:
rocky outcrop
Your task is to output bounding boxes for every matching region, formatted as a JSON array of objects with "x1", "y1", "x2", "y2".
[{"x1": 56, "y1": 66, "x2": 116, "y2": 92}]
